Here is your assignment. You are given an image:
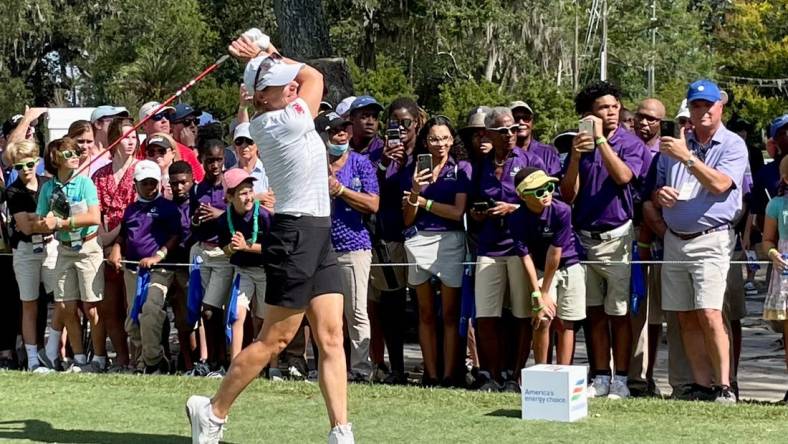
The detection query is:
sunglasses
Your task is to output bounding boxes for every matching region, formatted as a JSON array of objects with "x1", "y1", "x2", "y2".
[
  {"x1": 253, "y1": 53, "x2": 284, "y2": 90},
  {"x1": 488, "y1": 125, "x2": 520, "y2": 135},
  {"x1": 522, "y1": 182, "x2": 556, "y2": 198},
  {"x1": 234, "y1": 137, "x2": 254, "y2": 146},
  {"x1": 59, "y1": 150, "x2": 78, "y2": 159},
  {"x1": 150, "y1": 112, "x2": 172, "y2": 122},
  {"x1": 427, "y1": 135, "x2": 453, "y2": 145},
  {"x1": 394, "y1": 119, "x2": 414, "y2": 130},
  {"x1": 13, "y1": 160, "x2": 36, "y2": 171},
  {"x1": 176, "y1": 118, "x2": 197, "y2": 127},
  {"x1": 146, "y1": 147, "x2": 169, "y2": 157}
]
